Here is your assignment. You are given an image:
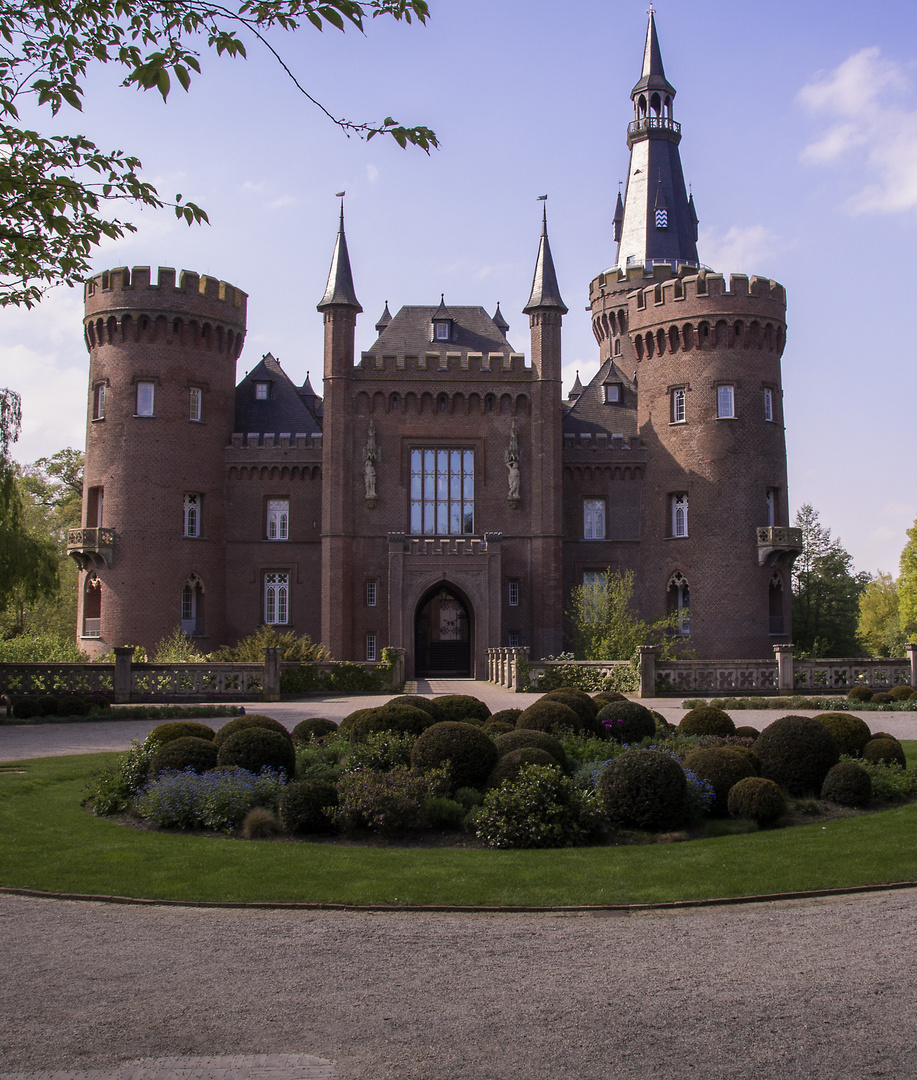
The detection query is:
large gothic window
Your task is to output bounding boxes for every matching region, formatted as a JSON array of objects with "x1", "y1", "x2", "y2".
[
  {"x1": 410, "y1": 449, "x2": 474, "y2": 535},
  {"x1": 667, "y1": 572, "x2": 690, "y2": 636}
]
